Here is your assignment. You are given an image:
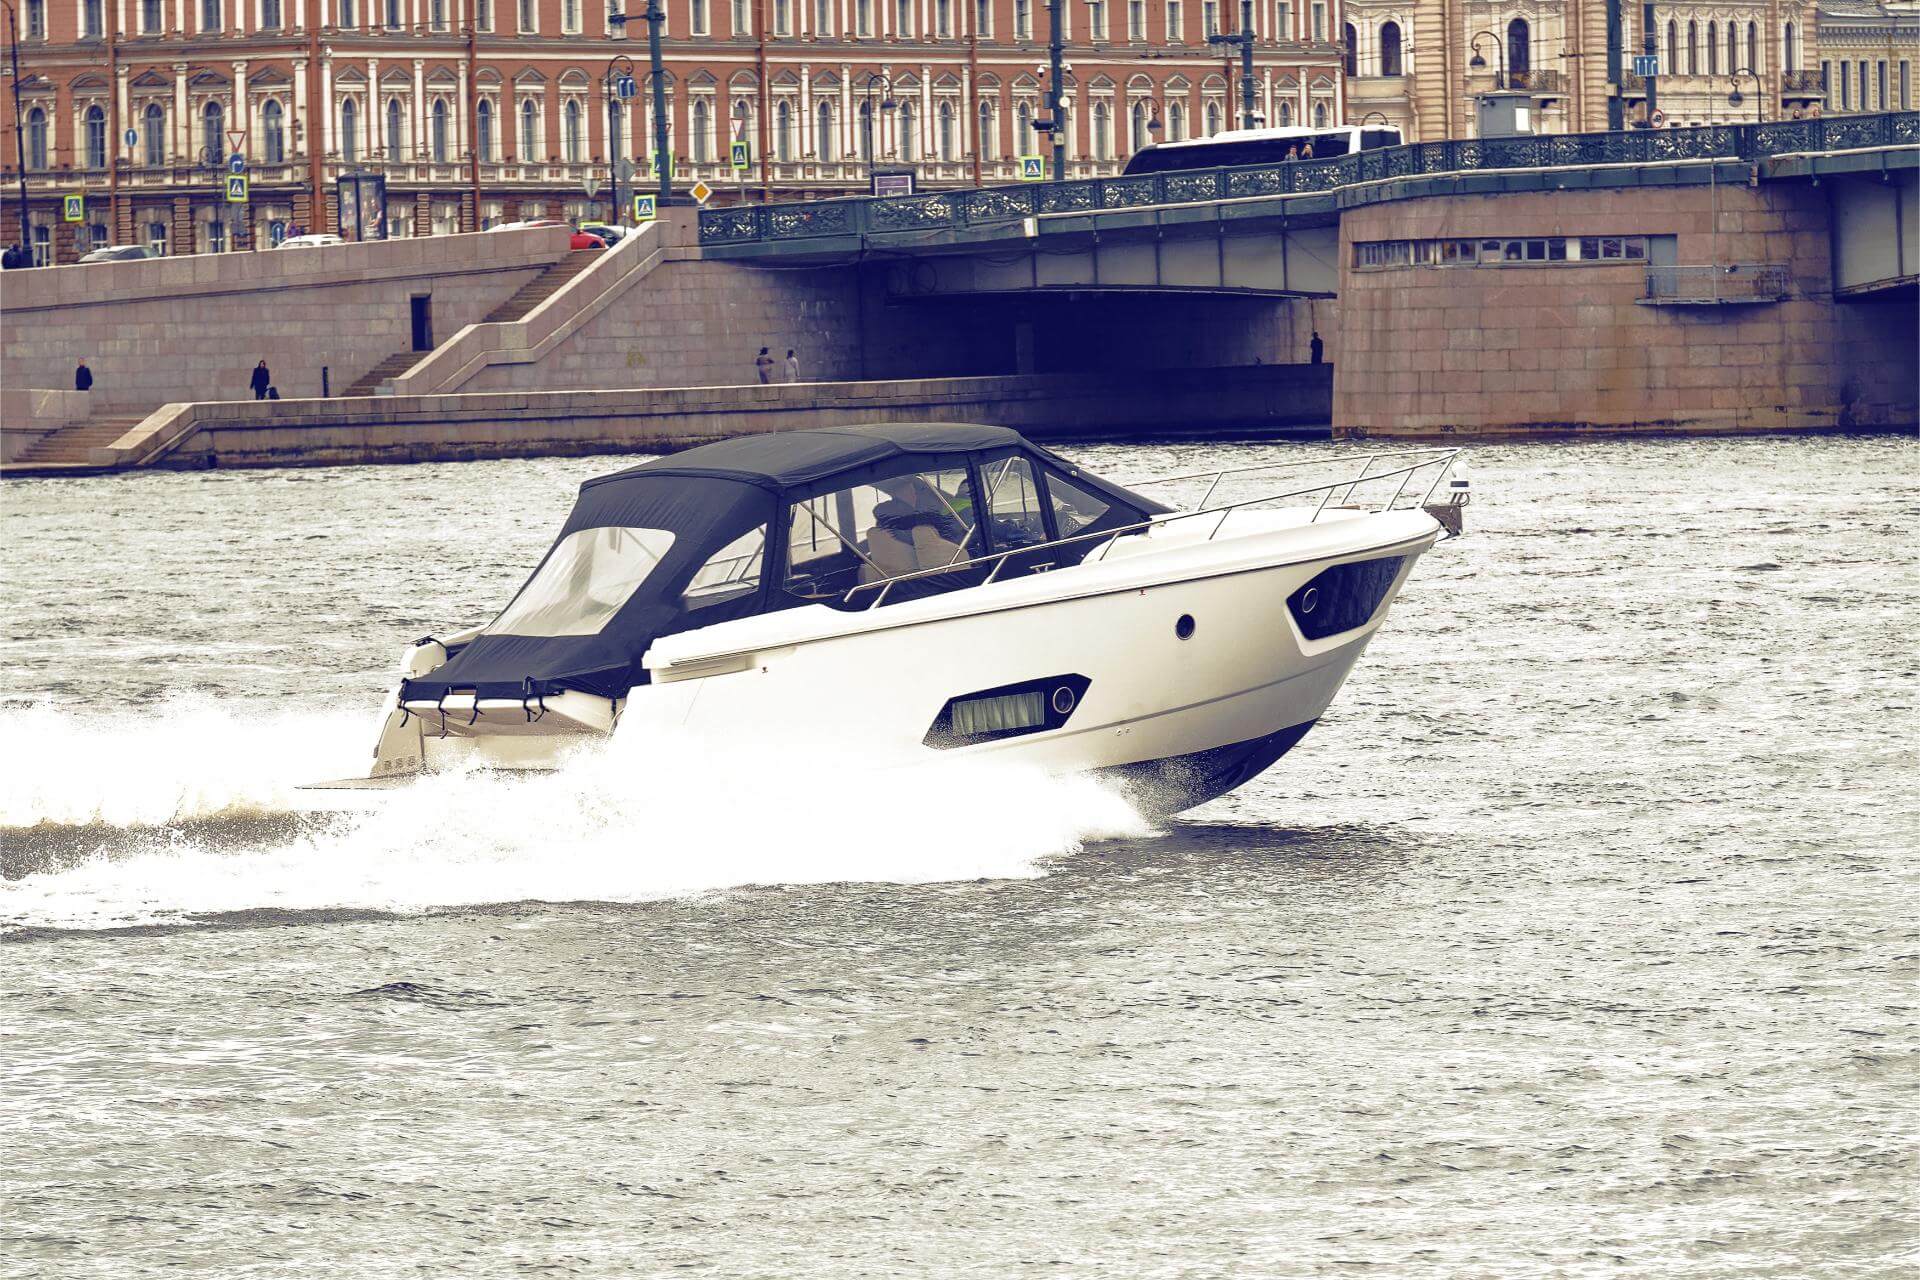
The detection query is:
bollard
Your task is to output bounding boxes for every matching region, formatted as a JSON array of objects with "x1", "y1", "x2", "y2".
[{"x1": 322, "y1": 365, "x2": 330, "y2": 397}]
